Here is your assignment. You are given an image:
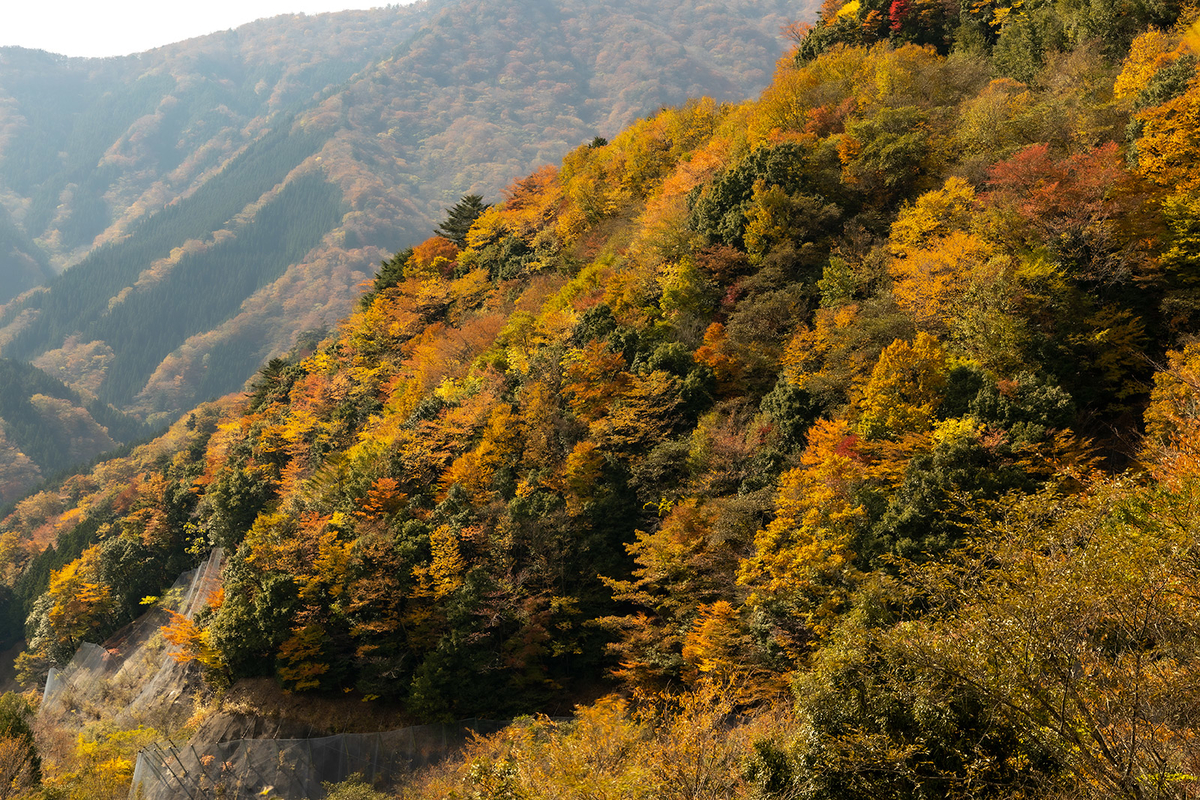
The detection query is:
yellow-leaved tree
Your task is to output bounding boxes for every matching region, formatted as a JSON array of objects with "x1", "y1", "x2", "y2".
[
  {"x1": 1114, "y1": 28, "x2": 1181, "y2": 101},
  {"x1": 1135, "y1": 76, "x2": 1200, "y2": 194},
  {"x1": 857, "y1": 332, "x2": 948, "y2": 440},
  {"x1": 738, "y1": 418, "x2": 867, "y2": 652},
  {"x1": 889, "y1": 175, "x2": 978, "y2": 253},
  {"x1": 1143, "y1": 342, "x2": 1200, "y2": 484},
  {"x1": 45, "y1": 545, "x2": 115, "y2": 655},
  {"x1": 887, "y1": 178, "x2": 1016, "y2": 345}
]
